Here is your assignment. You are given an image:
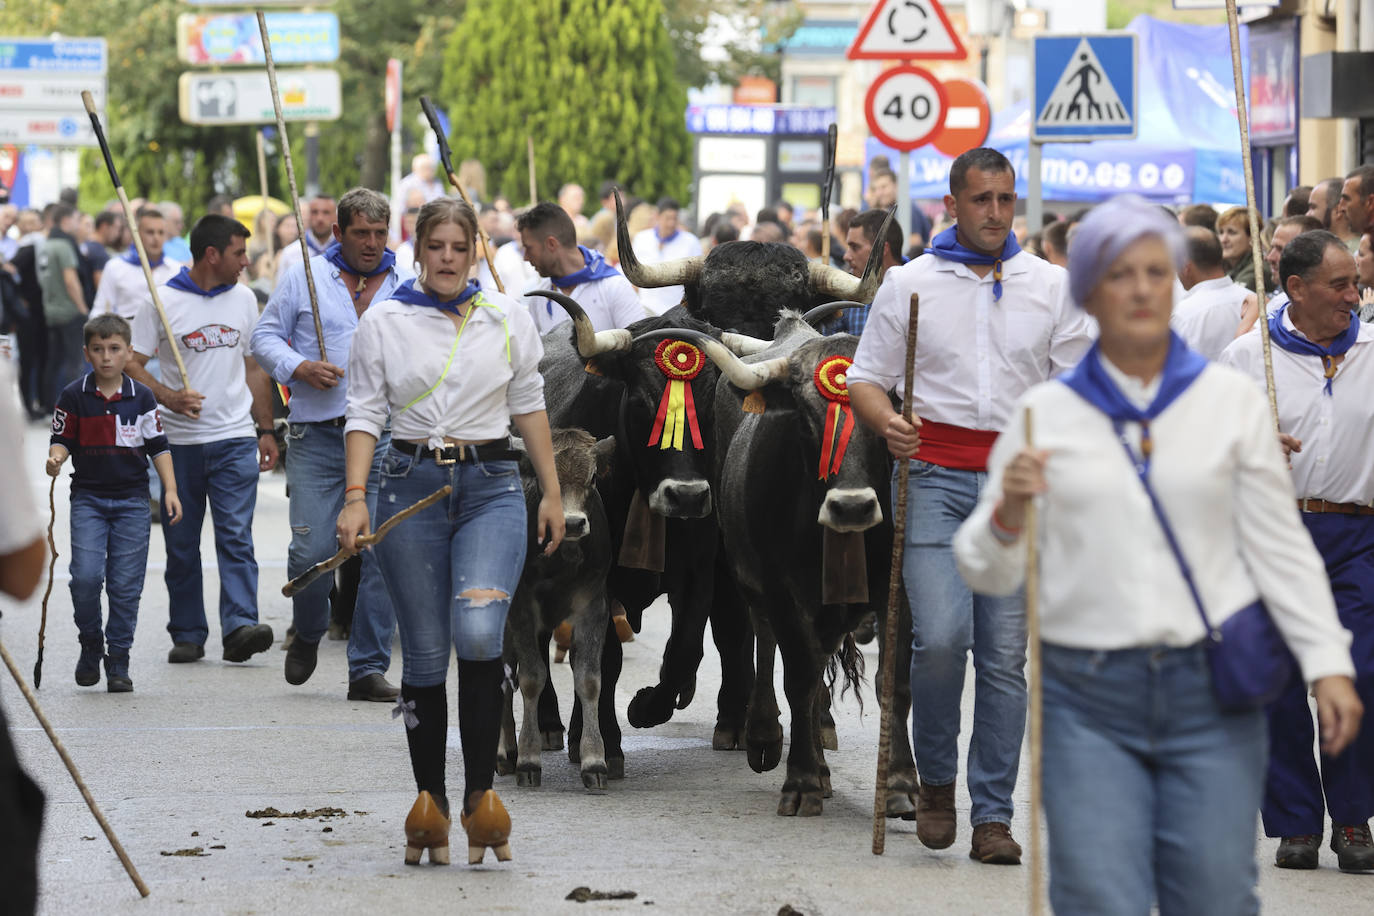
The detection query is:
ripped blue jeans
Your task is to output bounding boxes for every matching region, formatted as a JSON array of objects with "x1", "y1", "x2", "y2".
[{"x1": 372, "y1": 445, "x2": 527, "y2": 686}]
